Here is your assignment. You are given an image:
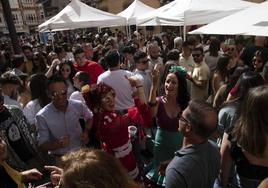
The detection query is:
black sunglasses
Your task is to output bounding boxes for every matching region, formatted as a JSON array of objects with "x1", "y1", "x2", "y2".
[
  {"x1": 227, "y1": 48, "x2": 236, "y2": 51},
  {"x1": 192, "y1": 54, "x2": 201, "y2": 57},
  {"x1": 178, "y1": 115, "x2": 190, "y2": 124}
]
